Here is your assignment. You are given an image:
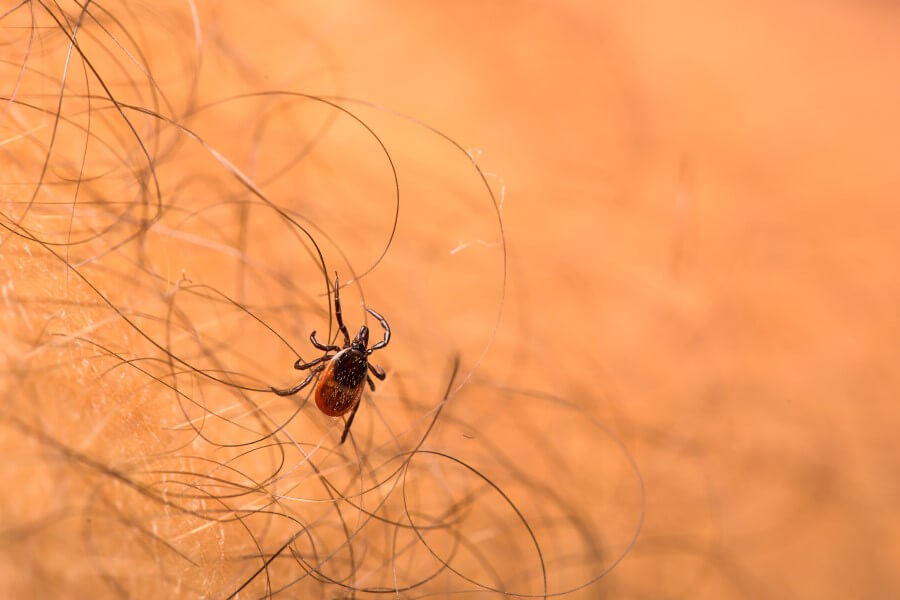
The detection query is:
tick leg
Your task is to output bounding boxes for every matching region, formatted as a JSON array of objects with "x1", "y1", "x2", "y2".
[
  {"x1": 310, "y1": 330, "x2": 341, "y2": 352},
  {"x1": 271, "y1": 364, "x2": 325, "y2": 396},
  {"x1": 340, "y1": 399, "x2": 362, "y2": 445},
  {"x1": 366, "y1": 307, "x2": 390, "y2": 353},
  {"x1": 366, "y1": 375, "x2": 376, "y2": 391},
  {"x1": 368, "y1": 362, "x2": 386, "y2": 380},
  {"x1": 333, "y1": 272, "x2": 352, "y2": 347},
  {"x1": 294, "y1": 354, "x2": 330, "y2": 370}
]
